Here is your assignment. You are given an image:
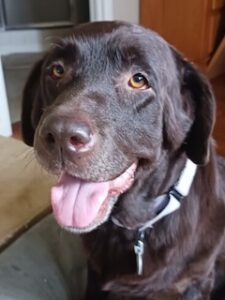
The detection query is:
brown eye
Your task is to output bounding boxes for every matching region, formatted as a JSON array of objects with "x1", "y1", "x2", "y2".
[
  {"x1": 129, "y1": 73, "x2": 149, "y2": 89},
  {"x1": 51, "y1": 64, "x2": 65, "y2": 79}
]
